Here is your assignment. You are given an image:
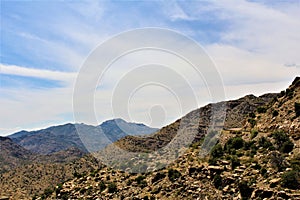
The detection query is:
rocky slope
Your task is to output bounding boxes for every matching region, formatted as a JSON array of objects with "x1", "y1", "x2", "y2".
[
  {"x1": 45, "y1": 77, "x2": 300, "y2": 200},
  {"x1": 0, "y1": 136, "x2": 34, "y2": 173},
  {"x1": 0, "y1": 155, "x2": 101, "y2": 199}
]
